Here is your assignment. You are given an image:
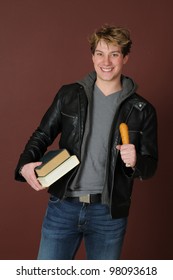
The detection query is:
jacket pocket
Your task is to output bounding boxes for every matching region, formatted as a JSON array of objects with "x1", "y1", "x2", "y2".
[
  {"x1": 61, "y1": 111, "x2": 78, "y2": 119},
  {"x1": 60, "y1": 111, "x2": 79, "y2": 150},
  {"x1": 61, "y1": 111, "x2": 78, "y2": 130}
]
